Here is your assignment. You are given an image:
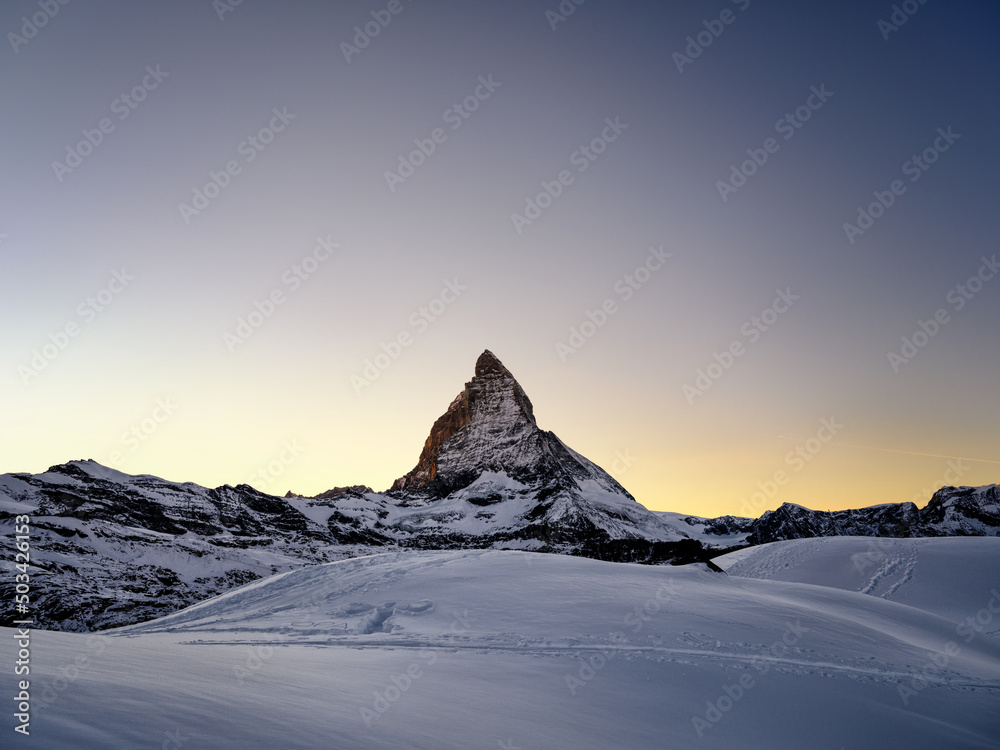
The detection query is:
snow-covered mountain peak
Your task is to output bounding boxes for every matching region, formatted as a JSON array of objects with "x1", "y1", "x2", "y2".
[
  {"x1": 465, "y1": 348, "x2": 537, "y2": 430},
  {"x1": 389, "y1": 351, "x2": 540, "y2": 493},
  {"x1": 388, "y1": 349, "x2": 631, "y2": 505},
  {"x1": 46, "y1": 458, "x2": 140, "y2": 484},
  {"x1": 372, "y1": 350, "x2": 701, "y2": 547}
]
